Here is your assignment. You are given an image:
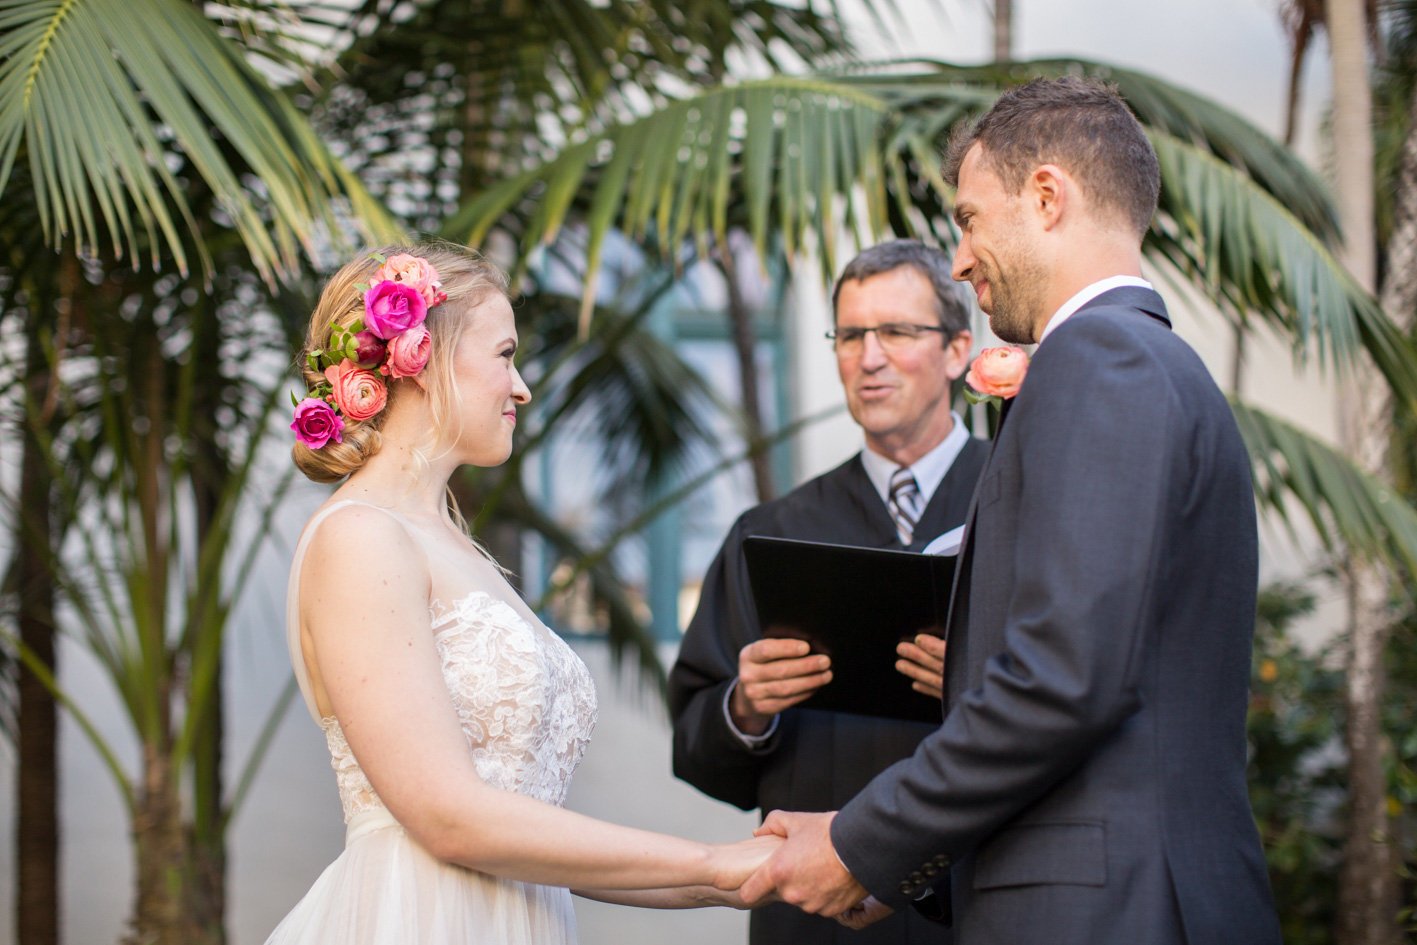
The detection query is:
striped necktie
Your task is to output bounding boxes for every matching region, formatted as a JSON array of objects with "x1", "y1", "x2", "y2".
[{"x1": 888, "y1": 466, "x2": 922, "y2": 546}]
